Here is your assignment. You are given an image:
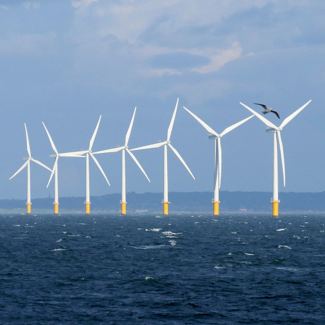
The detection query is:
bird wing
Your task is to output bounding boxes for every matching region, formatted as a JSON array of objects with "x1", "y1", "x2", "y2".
[
  {"x1": 254, "y1": 103, "x2": 268, "y2": 110},
  {"x1": 271, "y1": 110, "x2": 280, "y2": 119}
]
